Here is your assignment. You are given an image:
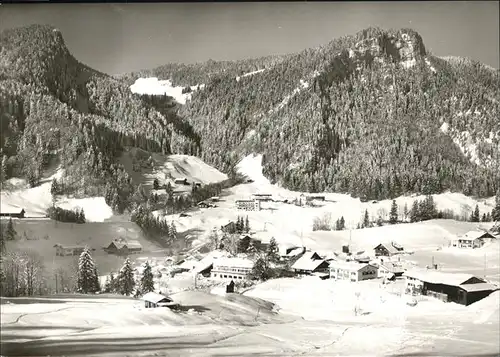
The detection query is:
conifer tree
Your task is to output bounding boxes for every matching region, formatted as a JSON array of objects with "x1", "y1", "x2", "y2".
[
  {"x1": 471, "y1": 204, "x2": 480, "y2": 222},
  {"x1": 140, "y1": 261, "x2": 155, "y2": 295},
  {"x1": 266, "y1": 237, "x2": 280, "y2": 264},
  {"x1": 481, "y1": 213, "x2": 487, "y2": 222},
  {"x1": 362, "y1": 209, "x2": 370, "y2": 228},
  {"x1": 4, "y1": 218, "x2": 16, "y2": 241},
  {"x1": 403, "y1": 203, "x2": 409, "y2": 222},
  {"x1": 0, "y1": 154, "x2": 7, "y2": 182},
  {"x1": 117, "y1": 257, "x2": 135, "y2": 296},
  {"x1": 153, "y1": 178, "x2": 160, "y2": 190},
  {"x1": 169, "y1": 222, "x2": 177, "y2": 242},
  {"x1": 389, "y1": 200, "x2": 398, "y2": 224},
  {"x1": 410, "y1": 200, "x2": 420, "y2": 223},
  {"x1": 104, "y1": 272, "x2": 116, "y2": 293},
  {"x1": 0, "y1": 232, "x2": 6, "y2": 254},
  {"x1": 50, "y1": 178, "x2": 59, "y2": 197},
  {"x1": 244, "y1": 216, "x2": 250, "y2": 233},
  {"x1": 77, "y1": 247, "x2": 99, "y2": 294},
  {"x1": 492, "y1": 191, "x2": 500, "y2": 222}
]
